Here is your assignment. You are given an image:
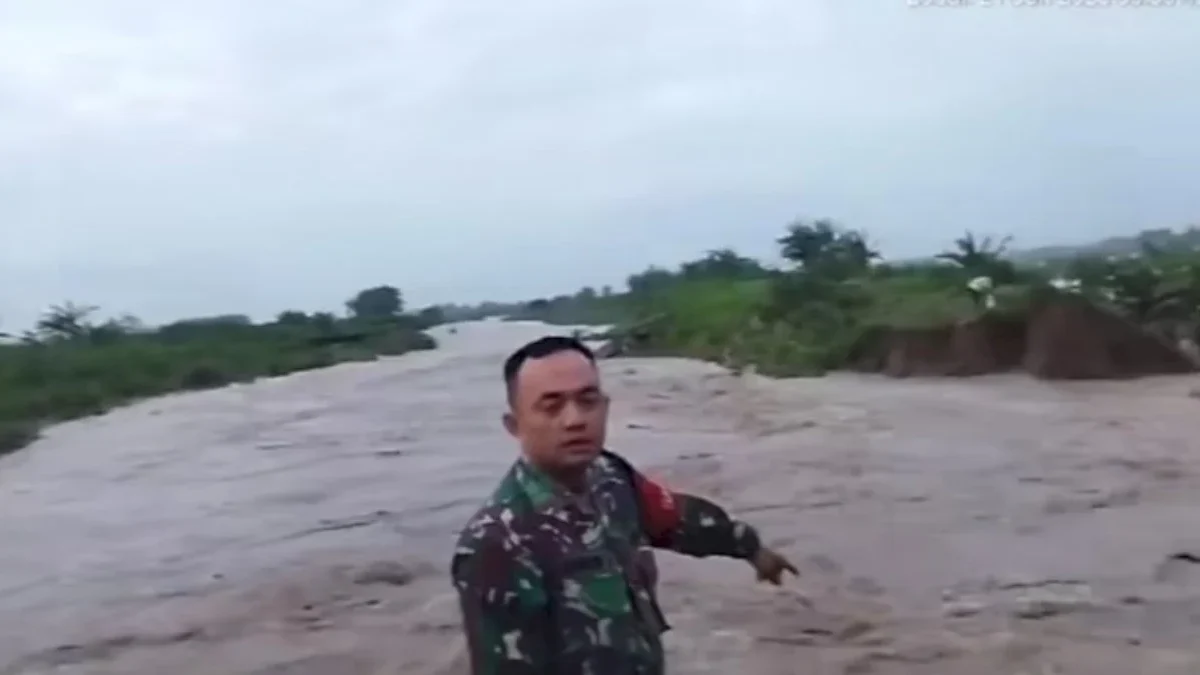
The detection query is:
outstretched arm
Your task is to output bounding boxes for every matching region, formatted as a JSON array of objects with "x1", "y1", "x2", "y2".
[
  {"x1": 630, "y1": 466, "x2": 763, "y2": 560},
  {"x1": 452, "y1": 536, "x2": 553, "y2": 675}
]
